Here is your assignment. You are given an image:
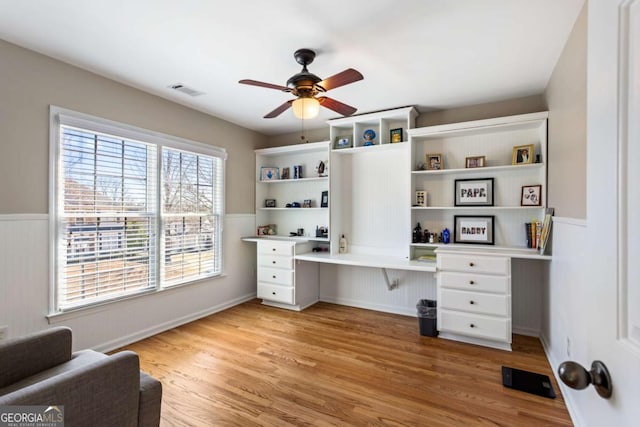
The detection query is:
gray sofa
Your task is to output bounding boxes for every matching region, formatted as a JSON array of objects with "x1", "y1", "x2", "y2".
[{"x1": 0, "y1": 327, "x2": 162, "y2": 427}]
